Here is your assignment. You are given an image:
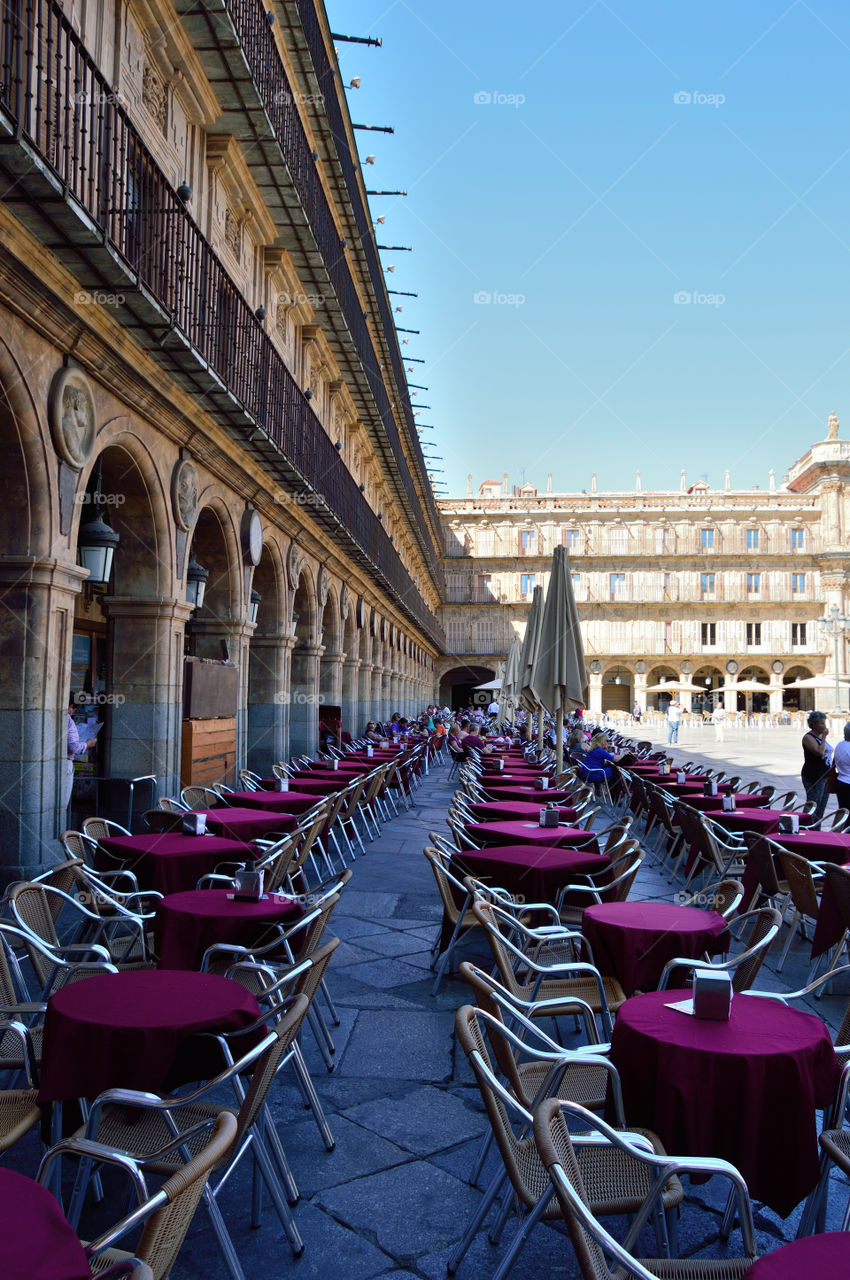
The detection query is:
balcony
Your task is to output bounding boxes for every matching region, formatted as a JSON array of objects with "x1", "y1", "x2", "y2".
[
  {"x1": 173, "y1": 0, "x2": 443, "y2": 579},
  {"x1": 0, "y1": 0, "x2": 443, "y2": 647}
]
